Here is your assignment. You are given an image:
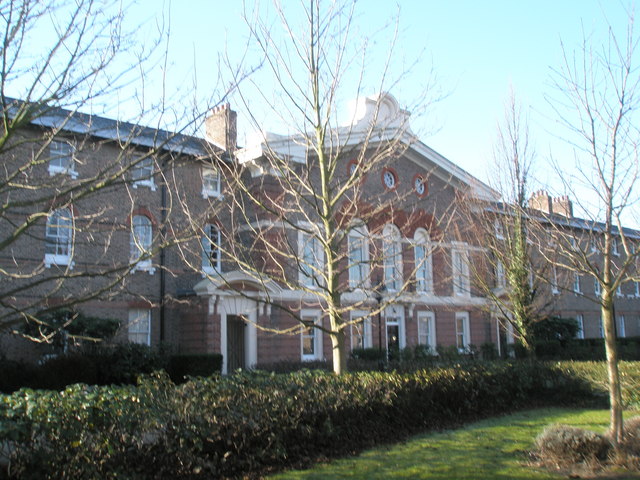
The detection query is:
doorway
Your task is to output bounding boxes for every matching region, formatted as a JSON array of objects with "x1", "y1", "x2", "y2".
[{"x1": 226, "y1": 314, "x2": 246, "y2": 371}]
